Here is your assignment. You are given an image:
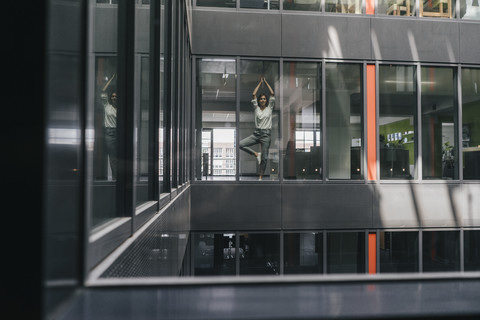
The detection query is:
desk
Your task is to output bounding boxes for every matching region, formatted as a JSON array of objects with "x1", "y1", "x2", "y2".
[{"x1": 420, "y1": 0, "x2": 452, "y2": 18}]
